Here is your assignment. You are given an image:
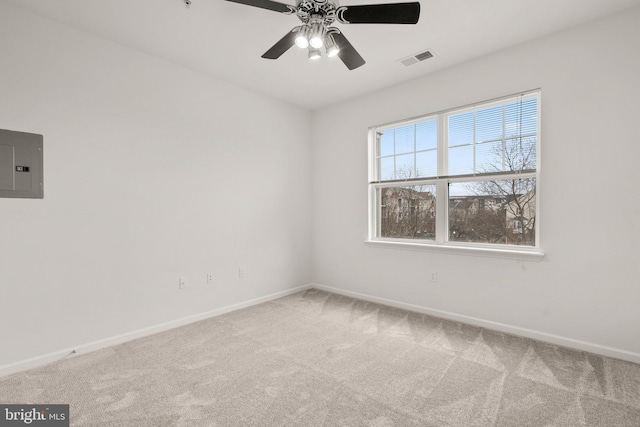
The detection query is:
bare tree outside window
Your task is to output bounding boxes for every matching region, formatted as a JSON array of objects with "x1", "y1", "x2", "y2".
[{"x1": 449, "y1": 127, "x2": 537, "y2": 246}]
